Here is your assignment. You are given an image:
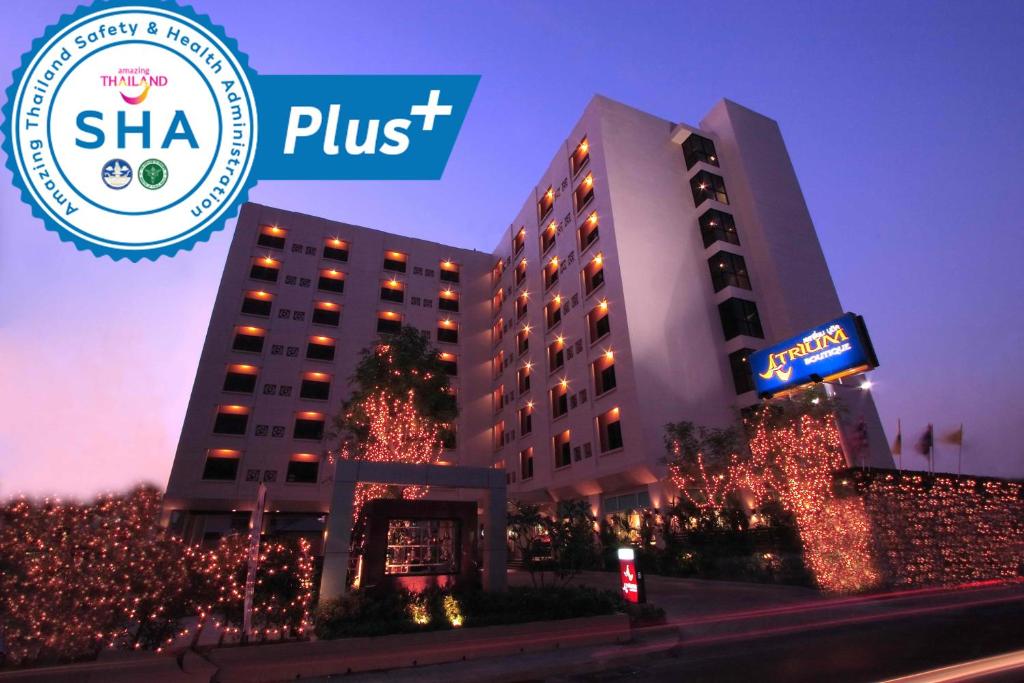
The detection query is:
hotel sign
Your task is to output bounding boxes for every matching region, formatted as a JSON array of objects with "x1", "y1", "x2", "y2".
[{"x1": 750, "y1": 313, "x2": 878, "y2": 398}]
